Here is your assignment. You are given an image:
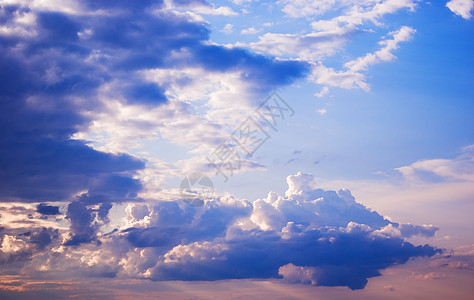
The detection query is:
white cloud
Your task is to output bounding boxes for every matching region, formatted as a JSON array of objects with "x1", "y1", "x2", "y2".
[
  {"x1": 278, "y1": 0, "x2": 341, "y2": 18},
  {"x1": 311, "y1": 26, "x2": 415, "y2": 91},
  {"x1": 73, "y1": 64, "x2": 276, "y2": 189},
  {"x1": 191, "y1": 5, "x2": 238, "y2": 16},
  {"x1": 247, "y1": 30, "x2": 349, "y2": 60},
  {"x1": 221, "y1": 23, "x2": 234, "y2": 34},
  {"x1": 279, "y1": 263, "x2": 315, "y2": 285},
  {"x1": 316, "y1": 108, "x2": 328, "y2": 115},
  {"x1": 446, "y1": 0, "x2": 474, "y2": 19},
  {"x1": 241, "y1": 27, "x2": 261, "y2": 34},
  {"x1": 1, "y1": 235, "x2": 27, "y2": 253},
  {"x1": 232, "y1": 0, "x2": 255, "y2": 4},
  {"x1": 311, "y1": 0, "x2": 419, "y2": 28},
  {"x1": 239, "y1": 1, "x2": 418, "y2": 62},
  {"x1": 311, "y1": 62, "x2": 370, "y2": 90},
  {"x1": 0, "y1": 0, "x2": 84, "y2": 15},
  {"x1": 345, "y1": 26, "x2": 416, "y2": 72},
  {"x1": 314, "y1": 86, "x2": 330, "y2": 98},
  {"x1": 278, "y1": 0, "x2": 419, "y2": 22},
  {"x1": 161, "y1": 0, "x2": 238, "y2": 16},
  {"x1": 395, "y1": 144, "x2": 474, "y2": 183}
]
